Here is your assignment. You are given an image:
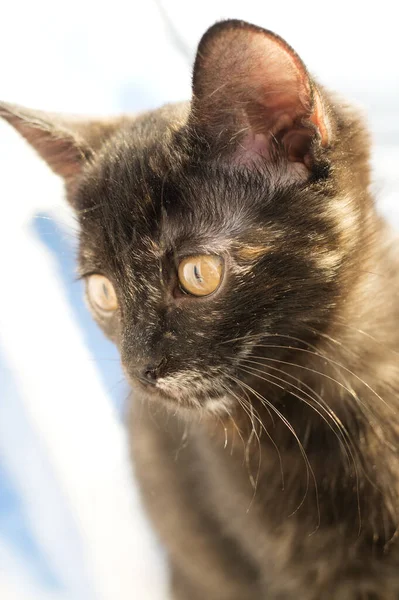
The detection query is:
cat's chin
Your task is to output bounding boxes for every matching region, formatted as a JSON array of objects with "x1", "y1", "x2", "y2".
[{"x1": 132, "y1": 379, "x2": 233, "y2": 414}]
